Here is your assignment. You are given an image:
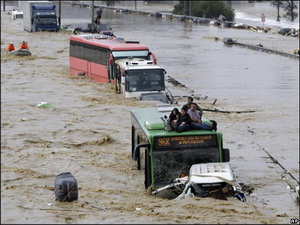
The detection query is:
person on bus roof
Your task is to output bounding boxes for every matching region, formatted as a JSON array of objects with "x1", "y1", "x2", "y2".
[
  {"x1": 19, "y1": 41, "x2": 29, "y2": 50},
  {"x1": 188, "y1": 103, "x2": 213, "y2": 131},
  {"x1": 183, "y1": 96, "x2": 203, "y2": 117},
  {"x1": 6, "y1": 42, "x2": 15, "y2": 52},
  {"x1": 174, "y1": 107, "x2": 192, "y2": 133},
  {"x1": 168, "y1": 108, "x2": 180, "y2": 124},
  {"x1": 165, "y1": 108, "x2": 180, "y2": 131}
]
